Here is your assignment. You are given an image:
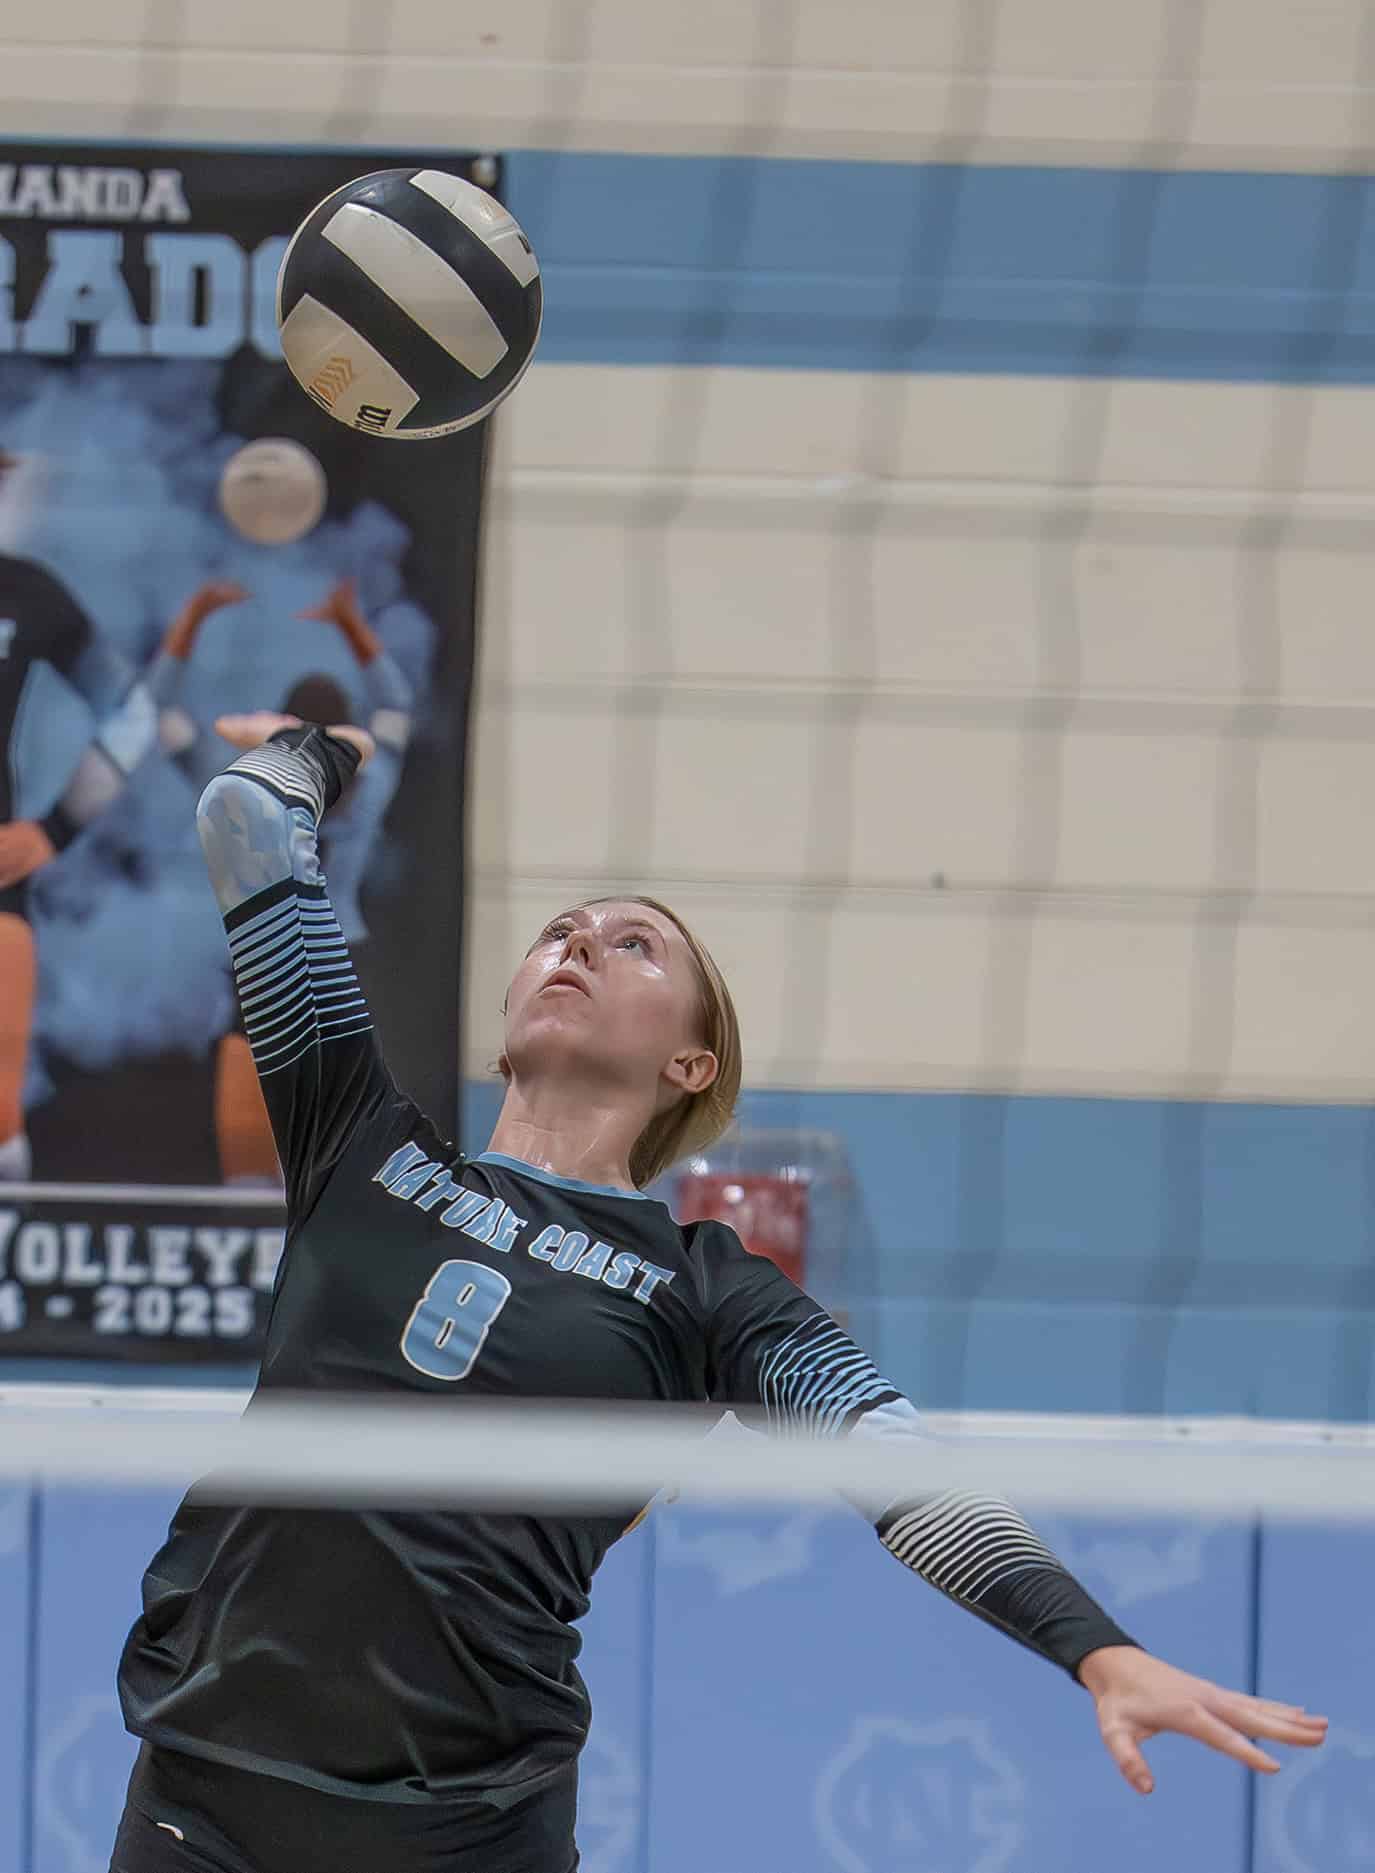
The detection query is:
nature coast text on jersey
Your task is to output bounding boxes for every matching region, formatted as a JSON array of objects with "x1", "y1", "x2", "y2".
[{"x1": 375, "y1": 1141, "x2": 676, "y2": 1306}]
